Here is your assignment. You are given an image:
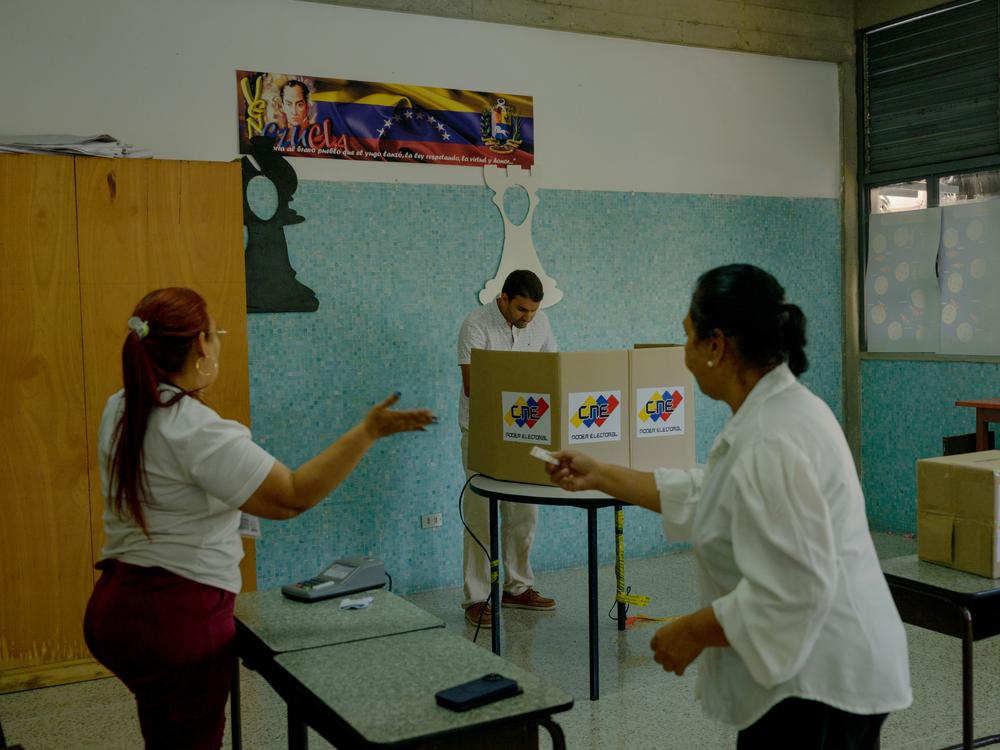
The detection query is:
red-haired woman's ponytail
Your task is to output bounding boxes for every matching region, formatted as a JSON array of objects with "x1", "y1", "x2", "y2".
[{"x1": 107, "y1": 288, "x2": 209, "y2": 535}]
